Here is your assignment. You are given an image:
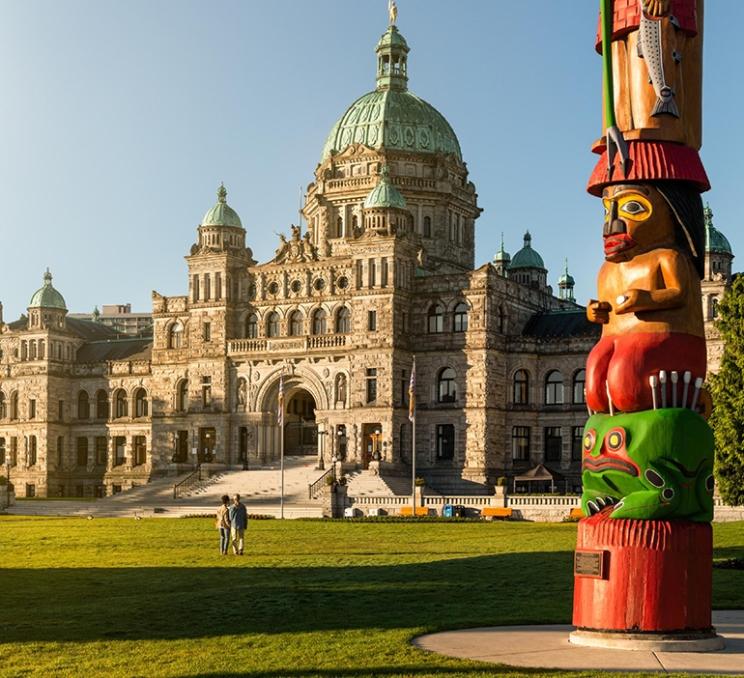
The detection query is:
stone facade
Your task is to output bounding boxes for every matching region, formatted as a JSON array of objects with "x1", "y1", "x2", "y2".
[{"x1": 0, "y1": 23, "x2": 734, "y2": 498}]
